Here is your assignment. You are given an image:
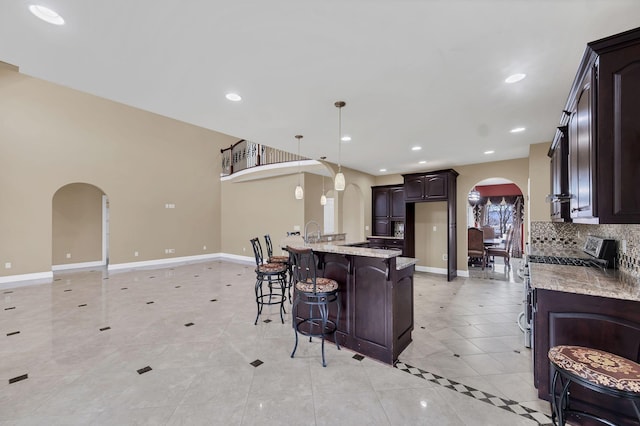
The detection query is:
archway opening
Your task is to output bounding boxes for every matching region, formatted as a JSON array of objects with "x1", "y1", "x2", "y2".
[
  {"x1": 52, "y1": 183, "x2": 108, "y2": 271},
  {"x1": 466, "y1": 178, "x2": 524, "y2": 280}
]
